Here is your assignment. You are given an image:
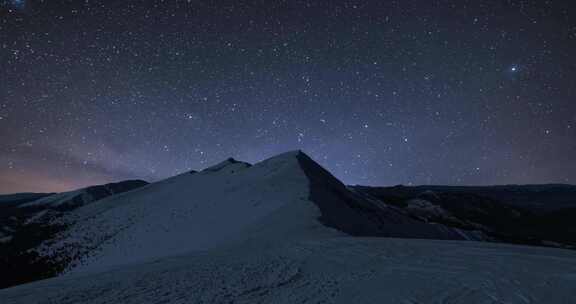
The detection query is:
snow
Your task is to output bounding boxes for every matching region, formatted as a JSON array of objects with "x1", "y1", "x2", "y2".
[
  {"x1": 19, "y1": 190, "x2": 86, "y2": 208},
  {"x1": 3, "y1": 150, "x2": 574, "y2": 303},
  {"x1": 35, "y1": 151, "x2": 339, "y2": 273},
  {"x1": 2, "y1": 237, "x2": 576, "y2": 303},
  {"x1": 0, "y1": 193, "x2": 50, "y2": 205},
  {"x1": 31, "y1": 151, "x2": 491, "y2": 274},
  {"x1": 16, "y1": 180, "x2": 144, "y2": 210},
  {"x1": 404, "y1": 198, "x2": 459, "y2": 222},
  {"x1": 22, "y1": 210, "x2": 49, "y2": 225},
  {"x1": 201, "y1": 157, "x2": 251, "y2": 172}
]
